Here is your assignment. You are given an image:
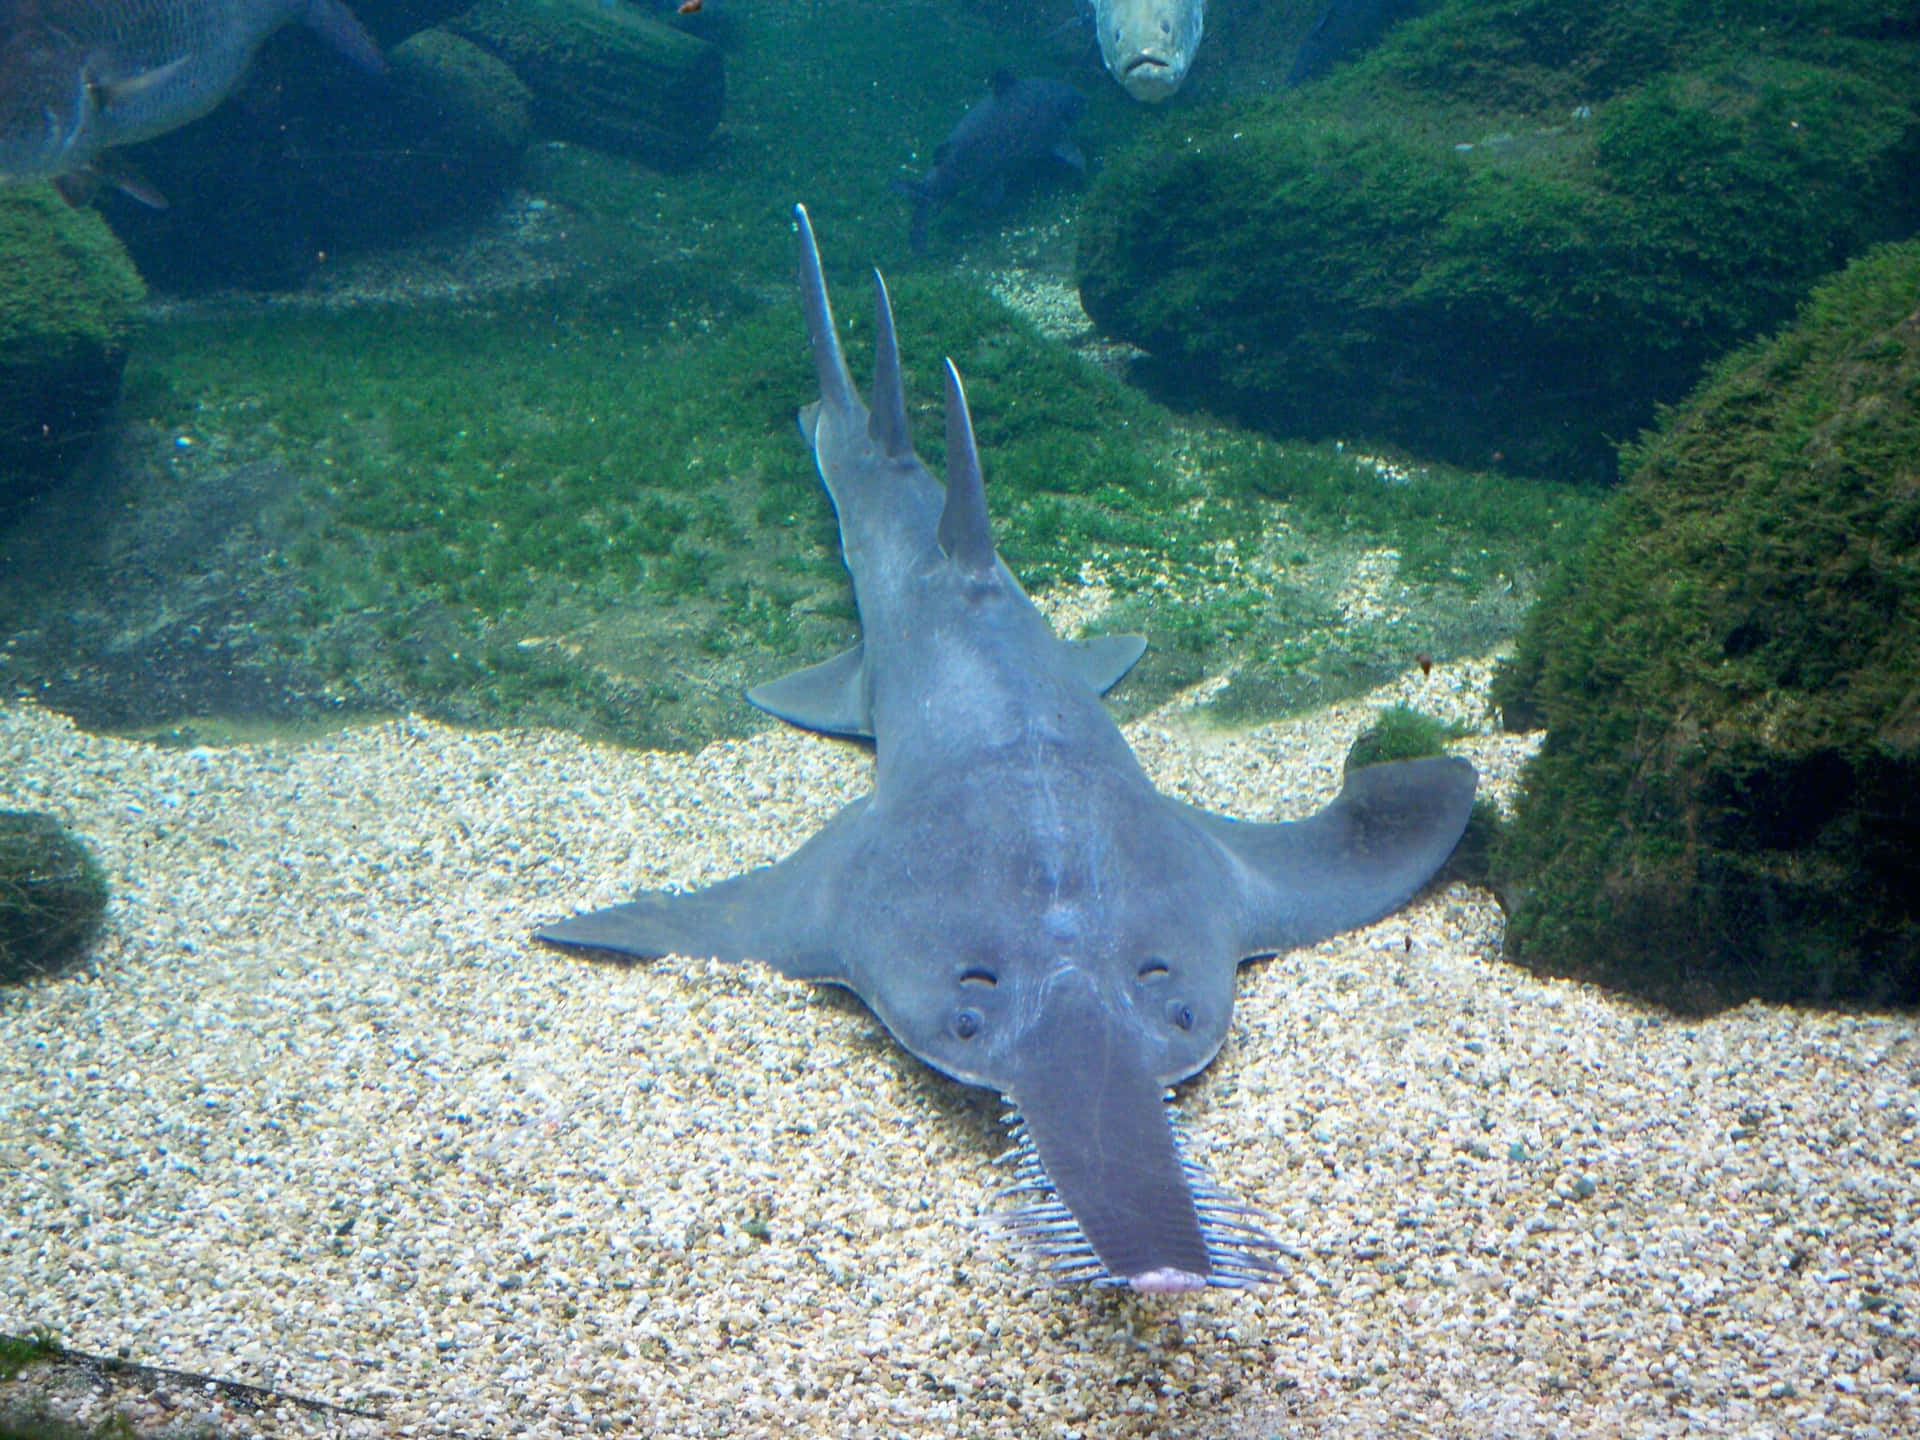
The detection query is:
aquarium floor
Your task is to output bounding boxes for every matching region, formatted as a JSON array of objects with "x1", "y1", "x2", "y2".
[{"x1": 2, "y1": 656, "x2": 1916, "y2": 1440}]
